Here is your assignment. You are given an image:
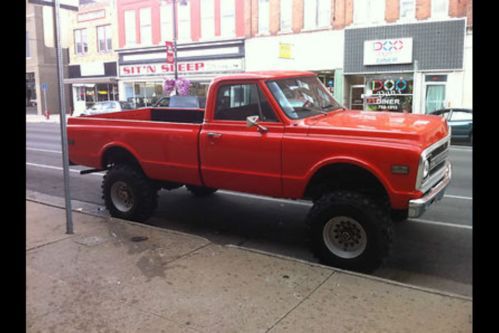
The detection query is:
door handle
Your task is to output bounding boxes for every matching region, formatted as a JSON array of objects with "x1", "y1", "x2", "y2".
[{"x1": 207, "y1": 132, "x2": 223, "y2": 138}]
